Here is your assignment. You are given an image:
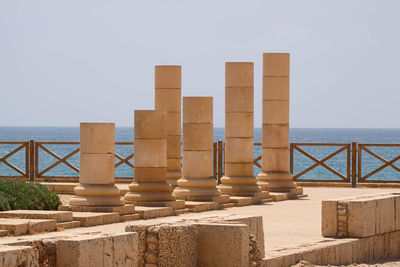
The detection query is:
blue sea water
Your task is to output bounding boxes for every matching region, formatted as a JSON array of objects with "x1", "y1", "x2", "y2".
[{"x1": 0, "y1": 127, "x2": 399, "y2": 181}]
